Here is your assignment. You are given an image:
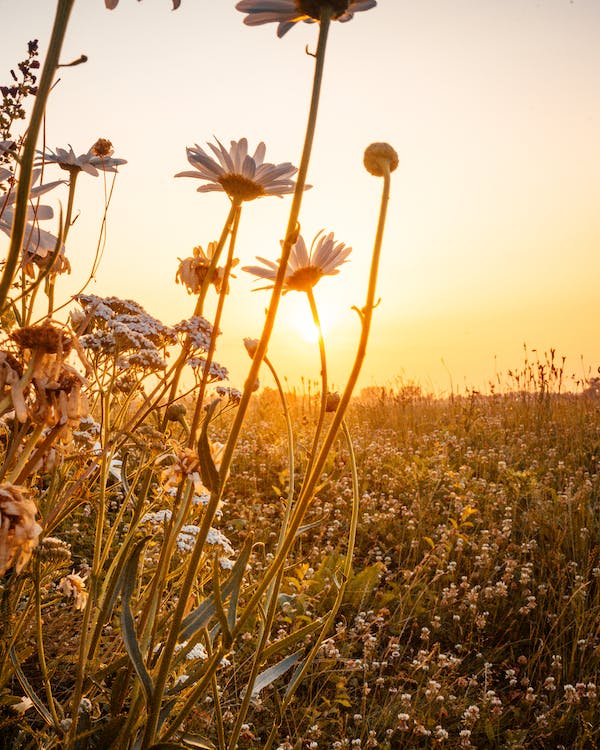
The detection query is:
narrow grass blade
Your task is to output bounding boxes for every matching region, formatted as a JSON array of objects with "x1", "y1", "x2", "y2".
[
  {"x1": 251, "y1": 649, "x2": 304, "y2": 699},
  {"x1": 179, "y1": 535, "x2": 252, "y2": 641},
  {"x1": 119, "y1": 536, "x2": 154, "y2": 706}
]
